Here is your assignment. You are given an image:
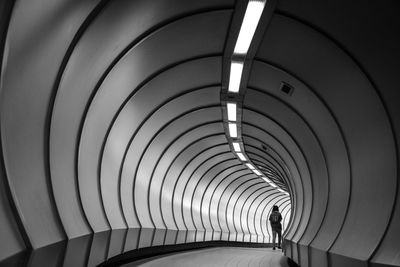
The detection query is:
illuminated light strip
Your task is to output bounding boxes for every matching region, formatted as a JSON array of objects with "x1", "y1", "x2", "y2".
[
  {"x1": 222, "y1": 0, "x2": 290, "y2": 195},
  {"x1": 262, "y1": 177, "x2": 270, "y2": 183},
  {"x1": 236, "y1": 152, "x2": 246, "y2": 161},
  {"x1": 228, "y1": 61, "x2": 243, "y2": 93},
  {"x1": 232, "y1": 142, "x2": 241, "y2": 152},
  {"x1": 253, "y1": 169, "x2": 261, "y2": 175},
  {"x1": 246, "y1": 163, "x2": 255, "y2": 170},
  {"x1": 233, "y1": 0, "x2": 267, "y2": 55},
  {"x1": 227, "y1": 102, "x2": 237, "y2": 121},
  {"x1": 228, "y1": 123, "x2": 237, "y2": 138}
]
